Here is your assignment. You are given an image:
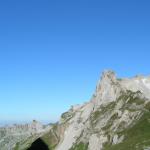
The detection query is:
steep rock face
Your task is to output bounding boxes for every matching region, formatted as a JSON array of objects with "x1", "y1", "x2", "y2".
[
  {"x1": 92, "y1": 70, "x2": 122, "y2": 107},
  {"x1": 92, "y1": 70, "x2": 150, "y2": 106}
]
